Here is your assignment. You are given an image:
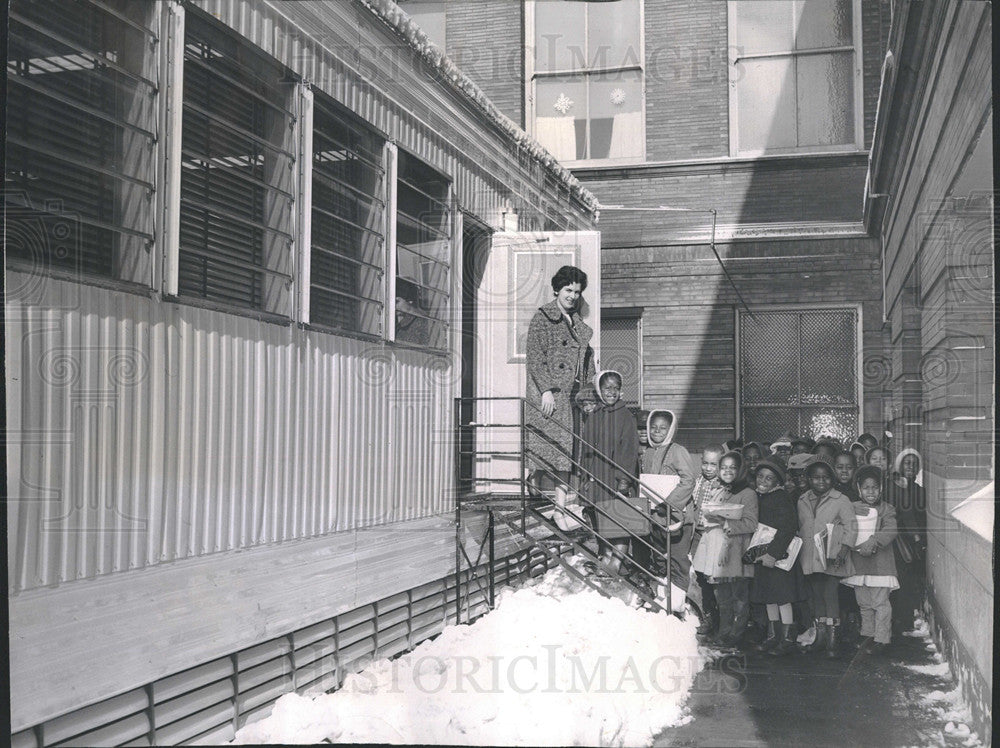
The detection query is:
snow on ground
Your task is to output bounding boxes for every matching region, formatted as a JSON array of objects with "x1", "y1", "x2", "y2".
[{"x1": 232, "y1": 567, "x2": 702, "y2": 746}]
